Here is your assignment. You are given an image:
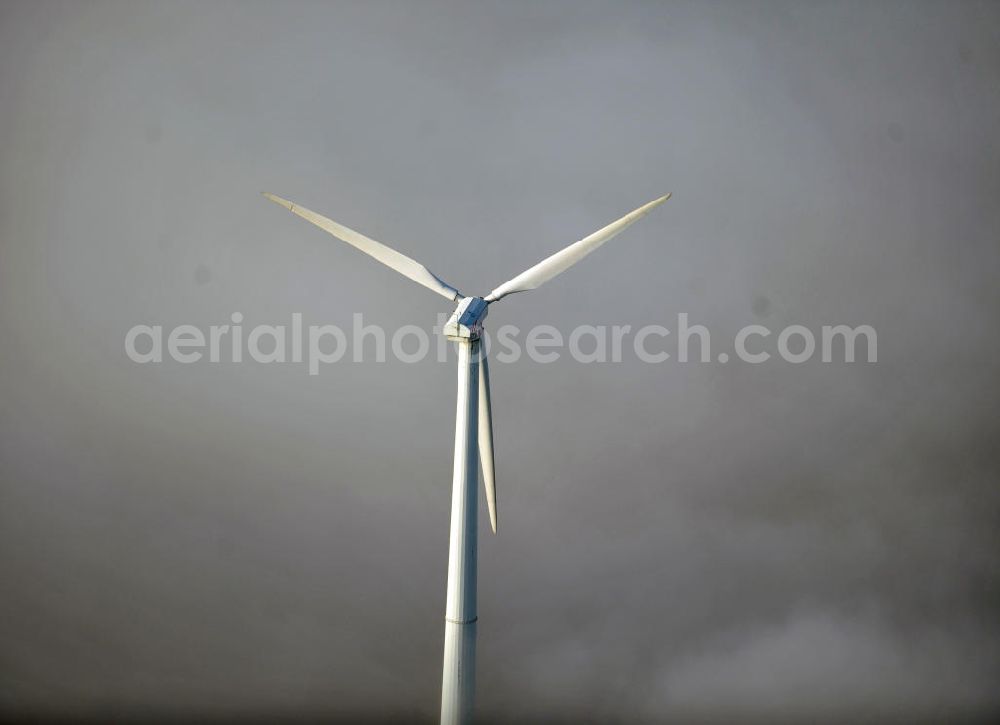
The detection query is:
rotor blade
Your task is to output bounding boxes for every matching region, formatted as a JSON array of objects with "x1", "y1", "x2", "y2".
[
  {"x1": 263, "y1": 193, "x2": 462, "y2": 301},
  {"x1": 485, "y1": 194, "x2": 670, "y2": 302},
  {"x1": 478, "y1": 345, "x2": 497, "y2": 534}
]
